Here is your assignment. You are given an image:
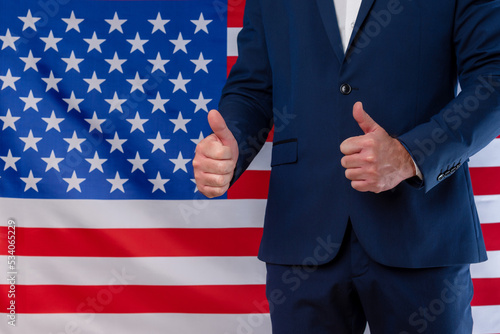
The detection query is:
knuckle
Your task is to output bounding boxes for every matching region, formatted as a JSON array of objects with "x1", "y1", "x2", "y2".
[
  {"x1": 192, "y1": 158, "x2": 200, "y2": 170},
  {"x1": 365, "y1": 155, "x2": 376, "y2": 163},
  {"x1": 365, "y1": 138, "x2": 376, "y2": 148},
  {"x1": 213, "y1": 174, "x2": 227, "y2": 187}
]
